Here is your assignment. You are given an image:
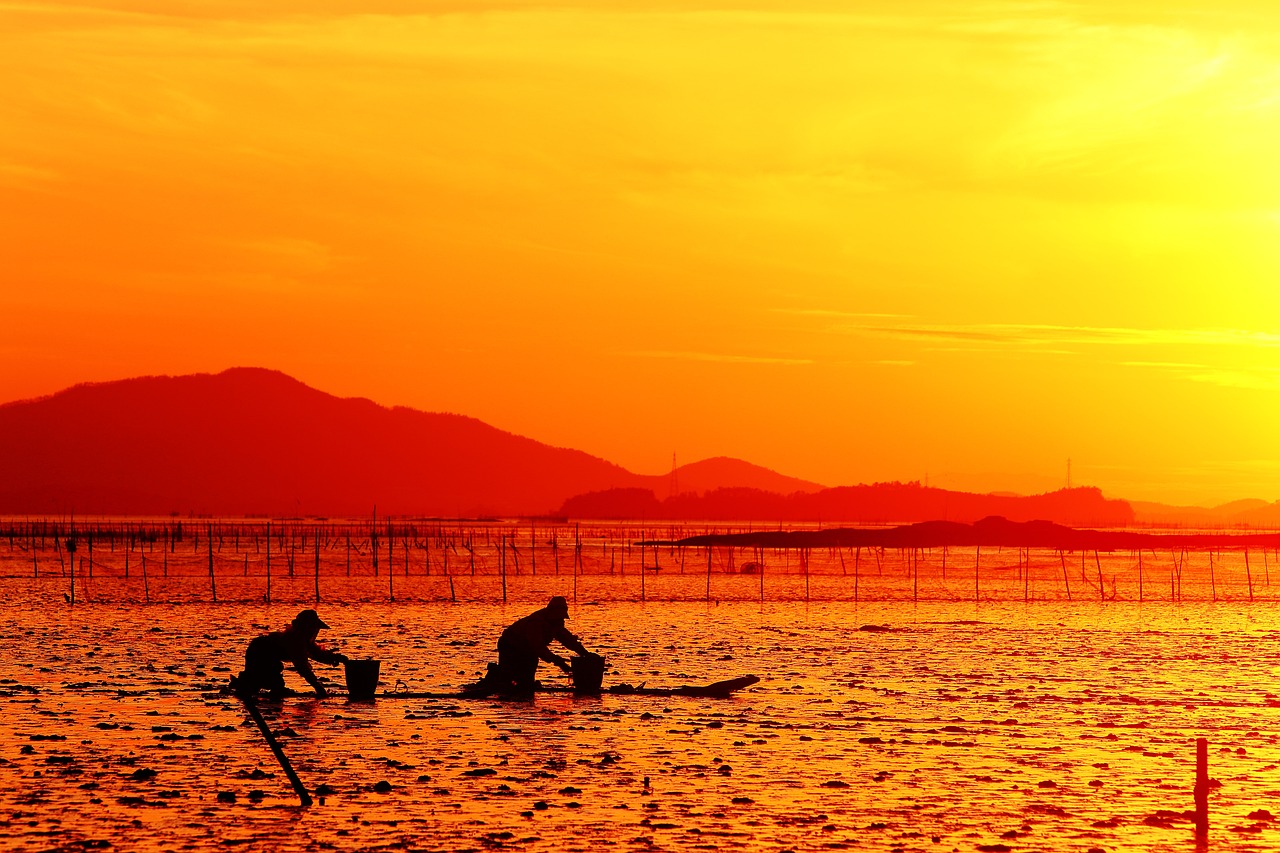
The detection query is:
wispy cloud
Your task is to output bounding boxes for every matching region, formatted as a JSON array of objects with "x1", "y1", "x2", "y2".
[
  {"x1": 847, "y1": 322, "x2": 1280, "y2": 350},
  {"x1": 625, "y1": 350, "x2": 813, "y2": 365}
]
